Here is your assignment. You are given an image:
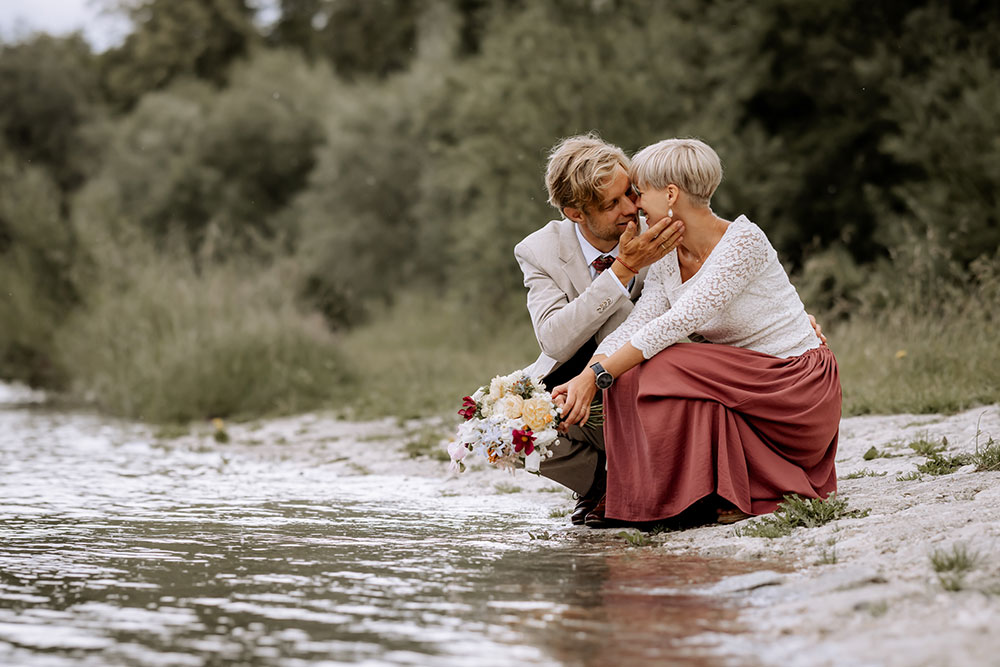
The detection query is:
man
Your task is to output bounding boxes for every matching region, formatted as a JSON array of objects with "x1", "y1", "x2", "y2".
[{"x1": 514, "y1": 134, "x2": 684, "y2": 526}]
